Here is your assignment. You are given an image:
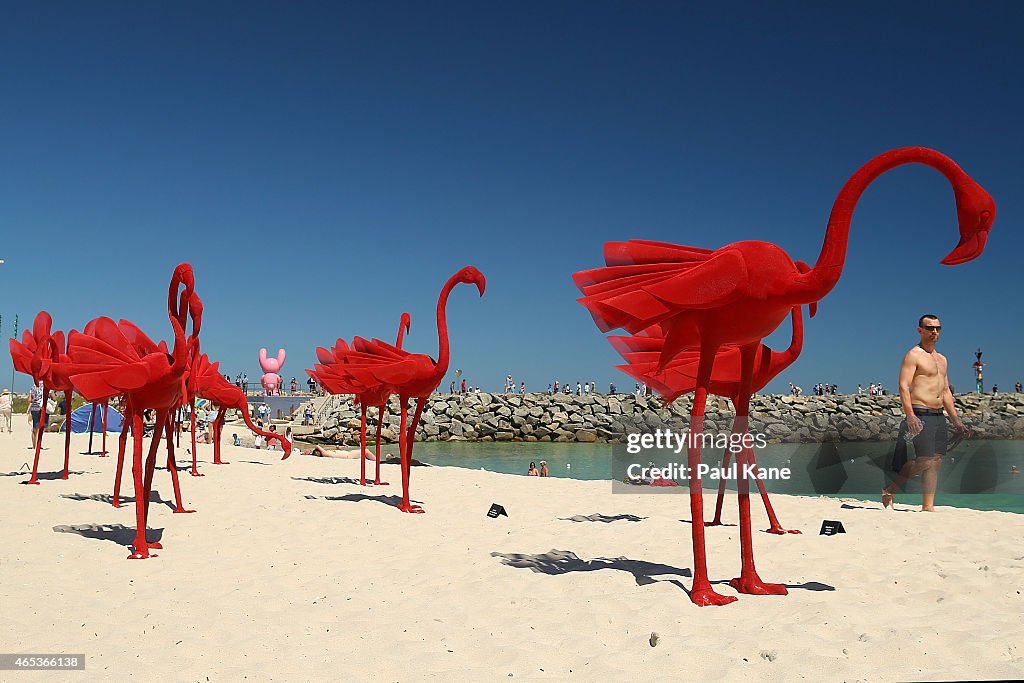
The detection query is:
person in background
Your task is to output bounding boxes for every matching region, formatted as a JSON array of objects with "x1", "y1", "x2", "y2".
[
  {"x1": 290, "y1": 377, "x2": 298, "y2": 394},
  {"x1": 527, "y1": 461, "x2": 539, "y2": 476},
  {"x1": 539, "y1": 461, "x2": 549, "y2": 477},
  {"x1": 0, "y1": 389, "x2": 12, "y2": 432},
  {"x1": 28, "y1": 380, "x2": 44, "y2": 449}
]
